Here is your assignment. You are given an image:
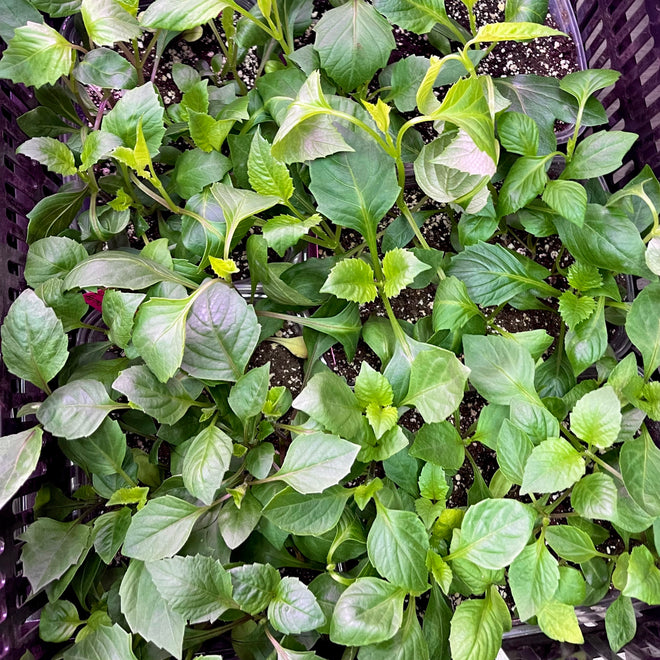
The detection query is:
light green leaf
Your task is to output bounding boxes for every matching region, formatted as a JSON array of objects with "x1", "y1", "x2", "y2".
[
  {"x1": 373, "y1": 0, "x2": 449, "y2": 34},
  {"x1": 61, "y1": 624, "x2": 138, "y2": 660},
  {"x1": 365, "y1": 404, "x2": 398, "y2": 440},
  {"x1": 544, "y1": 525, "x2": 599, "y2": 563},
  {"x1": 448, "y1": 241, "x2": 553, "y2": 306},
  {"x1": 1, "y1": 289, "x2": 68, "y2": 392},
  {"x1": 498, "y1": 154, "x2": 552, "y2": 216},
  {"x1": 0, "y1": 427, "x2": 42, "y2": 511},
  {"x1": 410, "y1": 422, "x2": 465, "y2": 471},
  {"x1": 498, "y1": 111, "x2": 539, "y2": 156},
  {"x1": 217, "y1": 491, "x2": 262, "y2": 549},
  {"x1": 571, "y1": 472, "x2": 618, "y2": 521},
  {"x1": 496, "y1": 420, "x2": 533, "y2": 485},
  {"x1": 402, "y1": 347, "x2": 470, "y2": 423},
  {"x1": 182, "y1": 281, "x2": 261, "y2": 382},
  {"x1": 382, "y1": 248, "x2": 431, "y2": 298},
  {"x1": 314, "y1": 1, "x2": 394, "y2": 90},
  {"x1": 367, "y1": 504, "x2": 429, "y2": 593},
  {"x1": 330, "y1": 577, "x2": 406, "y2": 646},
  {"x1": 622, "y1": 545, "x2": 660, "y2": 605},
  {"x1": 103, "y1": 83, "x2": 165, "y2": 157},
  {"x1": 262, "y1": 486, "x2": 349, "y2": 535},
  {"x1": 558, "y1": 291, "x2": 596, "y2": 329},
  {"x1": 268, "y1": 577, "x2": 325, "y2": 634},
  {"x1": 537, "y1": 600, "x2": 584, "y2": 643},
  {"x1": 570, "y1": 385, "x2": 621, "y2": 449},
  {"x1": 17, "y1": 136, "x2": 76, "y2": 175},
  {"x1": 419, "y1": 463, "x2": 448, "y2": 501},
  {"x1": 39, "y1": 600, "x2": 82, "y2": 643},
  {"x1": 188, "y1": 110, "x2": 233, "y2": 152},
  {"x1": 505, "y1": 0, "x2": 549, "y2": 24},
  {"x1": 81, "y1": 0, "x2": 141, "y2": 45},
  {"x1": 229, "y1": 563, "x2": 281, "y2": 615},
  {"x1": 93, "y1": 507, "x2": 132, "y2": 563},
  {"x1": 19, "y1": 519, "x2": 91, "y2": 593},
  {"x1": 455, "y1": 499, "x2": 535, "y2": 569},
  {"x1": 521, "y1": 438, "x2": 585, "y2": 494},
  {"x1": 273, "y1": 432, "x2": 359, "y2": 494},
  {"x1": 119, "y1": 560, "x2": 185, "y2": 657},
  {"x1": 113, "y1": 365, "x2": 196, "y2": 425},
  {"x1": 605, "y1": 595, "x2": 637, "y2": 652},
  {"x1": 542, "y1": 179, "x2": 587, "y2": 226},
  {"x1": 263, "y1": 213, "x2": 322, "y2": 257},
  {"x1": 140, "y1": 0, "x2": 230, "y2": 30},
  {"x1": 432, "y1": 276, "x2": 481, "y2": 331},
  {"x1": 565, "y1": 297, "x2": 607, "y2": 376},
  {"x1": 123, "y1": 496, "x2": 204, "y2": 560},
  {"x1": 645, "y1": 237, "x2": 660, "y2": 275},
  {"x1": 248, "y1": 128, "x2": 293, "y2": 201},
  {"x1": 228, "y1": 364, "x2": 270, "y2": 422},
  {"x1": 173, "y1": 148, "x2": 231, "y2": 198},
  {"x1": 626, "y1": 281, "x2": 660, "y2": 379},
  {"x1": 449, "y1": 586, "x2": 511, "y2": 660},
  {"x1": 473, "y1": 21, "x2": 564, "y2": 43},
  {"x1": 508, "y1": 538, "x2": 559, "y2": 621},
  {"x1": 355, "y1": 362, "x2": 393, "y2": 408},
  {"x1": 37, "y1": 379, "x2": 118, "y2": 439},
  {"x1": 182, "y1": 426, "x2": 233, "y2": 505},
  {"x1": 147, "y1": 555, "x2": 234, "y2": 624},
  {"x1": 562, "y1": 131, "x2": 637, "y2": 180},
  {"x1": 620, "y1": 430, "x2": 660, "y2": 517},
  {"x1": 321, "y1": 258, "x2": 377, "y2": 303},
  {"x1": 0, "y1": 22, "x2": 74, "y2": 87}
]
